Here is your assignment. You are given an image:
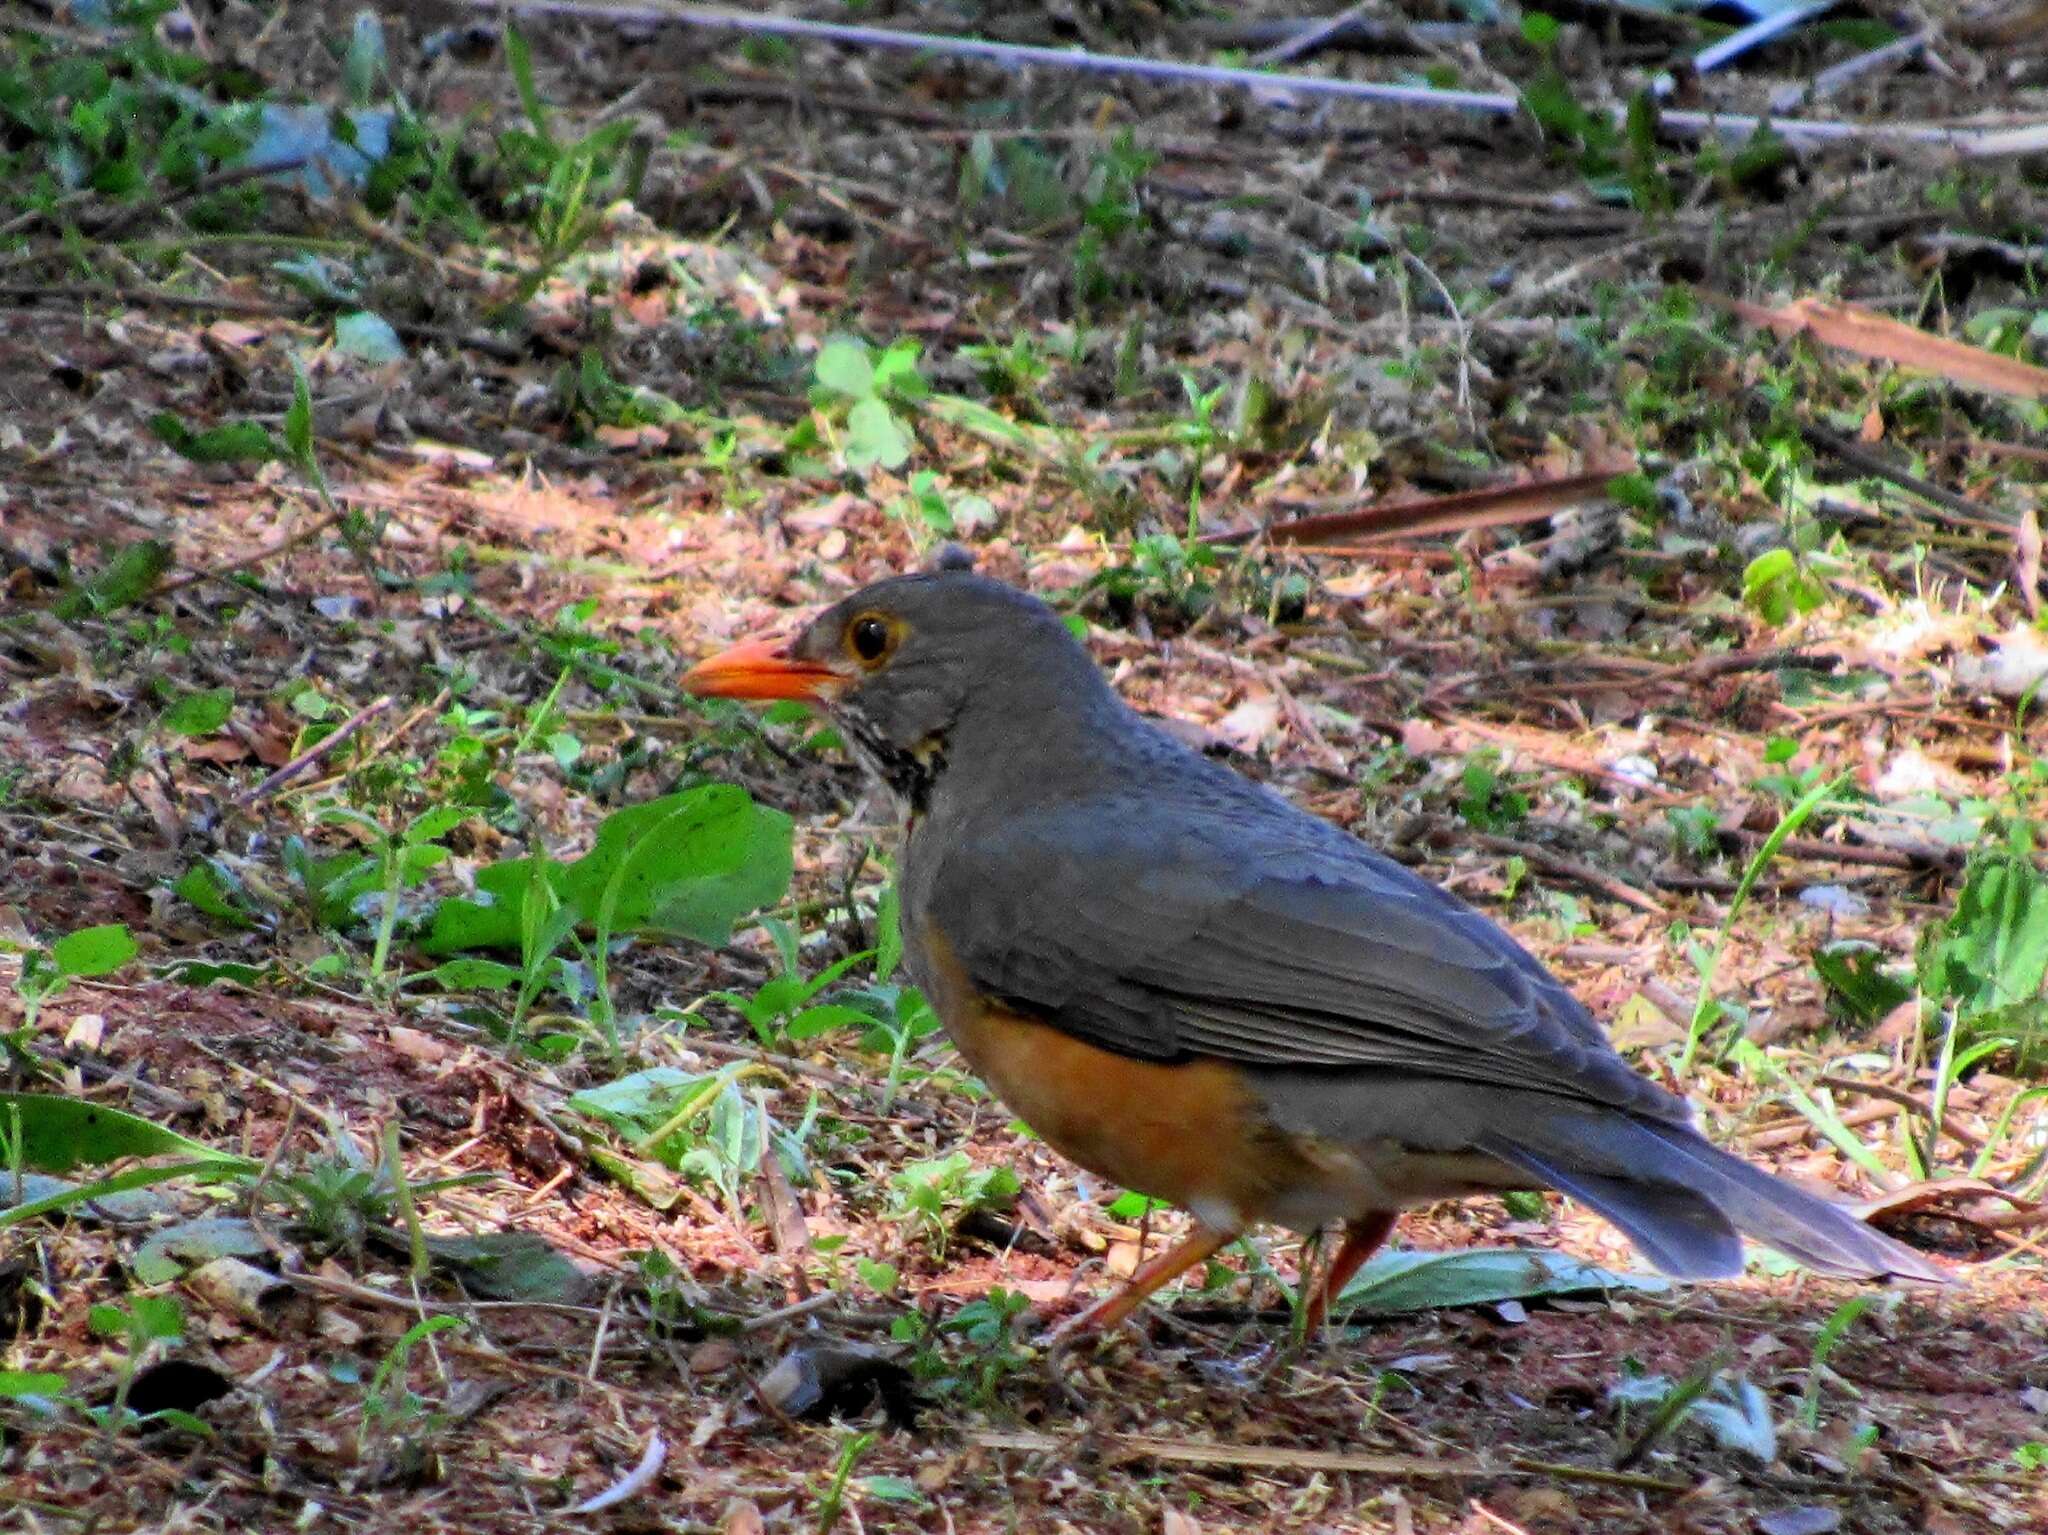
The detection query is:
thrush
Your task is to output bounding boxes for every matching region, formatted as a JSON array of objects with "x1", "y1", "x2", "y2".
[{"x1": 684, "y1": 561, "x2": 1943, "y2": 1331}]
